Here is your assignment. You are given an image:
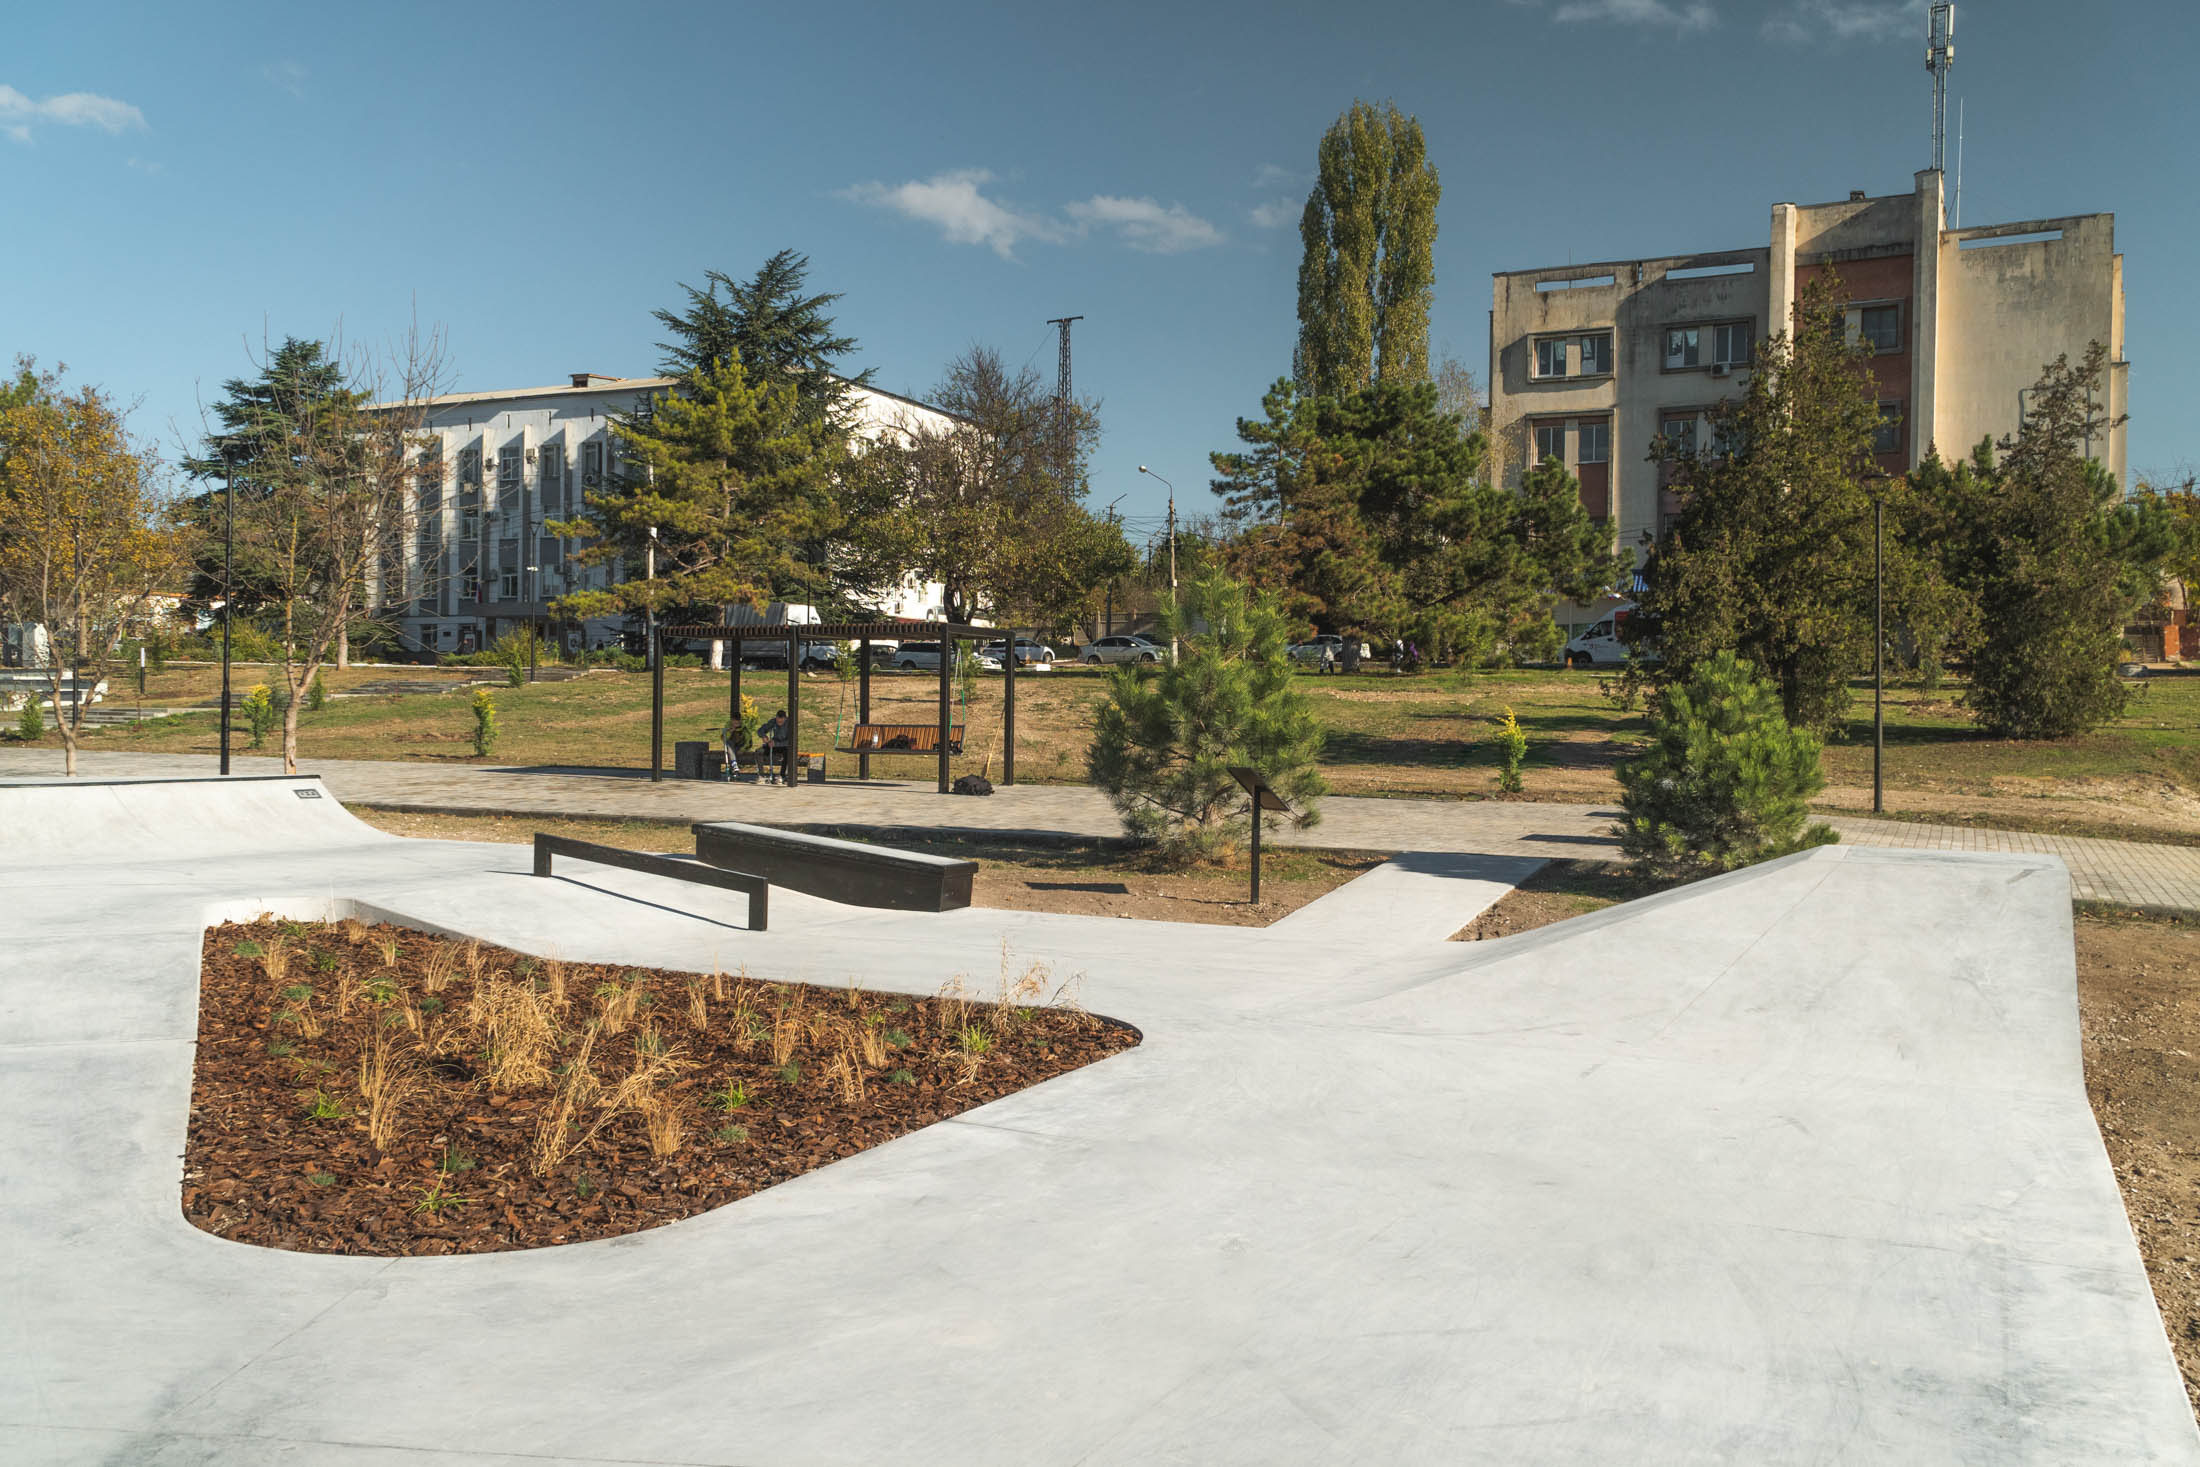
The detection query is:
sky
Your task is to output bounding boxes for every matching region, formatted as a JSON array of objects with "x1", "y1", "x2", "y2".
[{"x1": 5, "y1": 0, "x2": 2194, "y2": 542}]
